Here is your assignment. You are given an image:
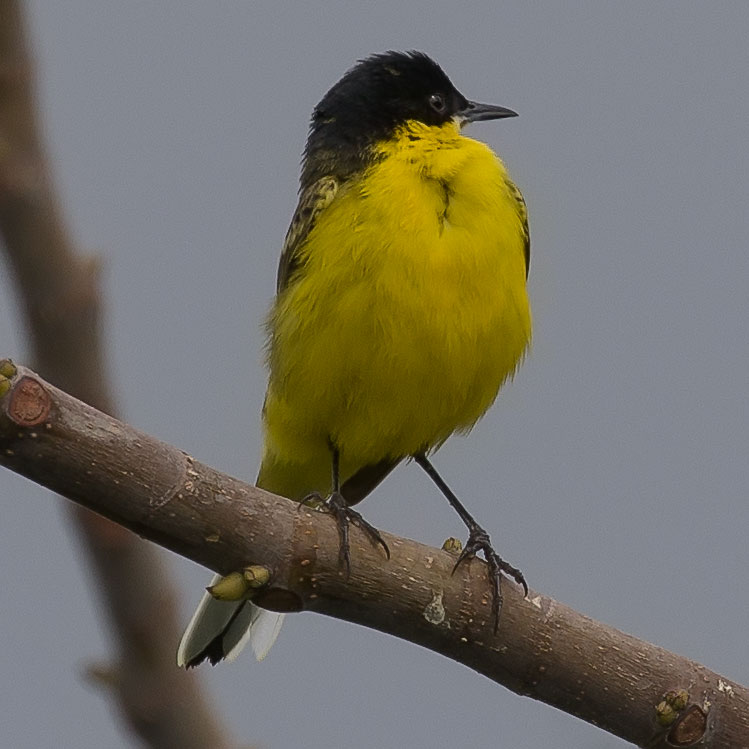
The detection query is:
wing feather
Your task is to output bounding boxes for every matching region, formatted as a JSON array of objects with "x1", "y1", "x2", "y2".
[
  {"x1": 506, "y1": 180, "x2": 530, "y2": 278},
  {"x1": 276, "y1": 175, "x2": 339, "y2": 293}
]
